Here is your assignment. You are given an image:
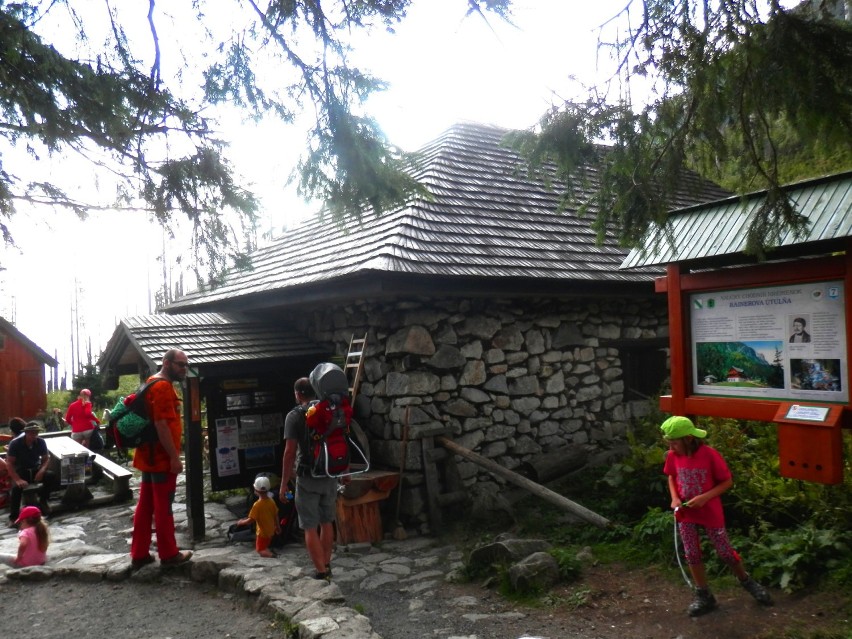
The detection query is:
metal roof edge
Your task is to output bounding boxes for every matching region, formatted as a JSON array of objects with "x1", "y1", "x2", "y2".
[
  {"x1": 622, "y1": 170, "x2": 852, "y2": 268},
  {"x1": 667, "y1": 169, "x2": 852, "y2": 217}
]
